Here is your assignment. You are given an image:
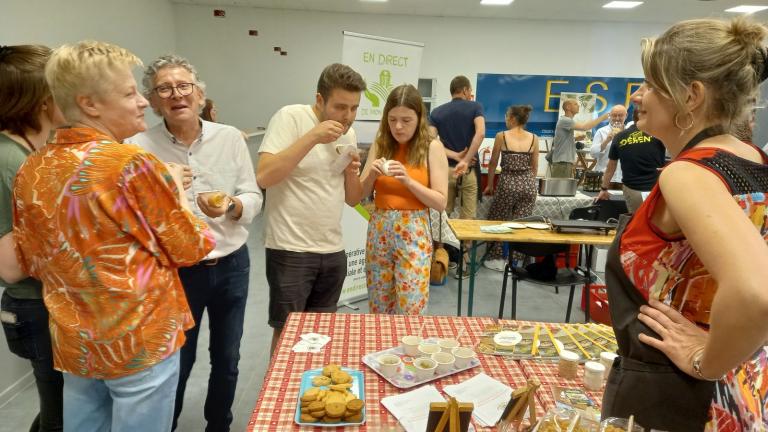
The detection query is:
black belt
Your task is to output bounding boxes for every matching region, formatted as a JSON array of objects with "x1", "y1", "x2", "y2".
[
  {"x1": 199, "y1": 257, "x2": 220, "y2": 266},
  {"x1": 195, "y1": 245, "x2": 245, "y2": 267}
]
